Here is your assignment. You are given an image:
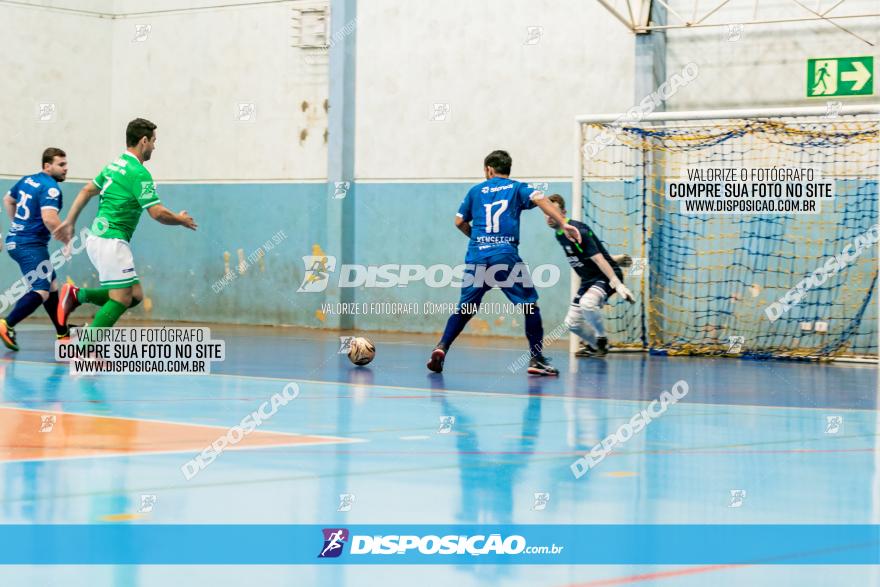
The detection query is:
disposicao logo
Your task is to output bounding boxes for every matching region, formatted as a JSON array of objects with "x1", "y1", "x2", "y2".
[{"x1": 318, "y1": 528, "x2": 349, "y2": 558}]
